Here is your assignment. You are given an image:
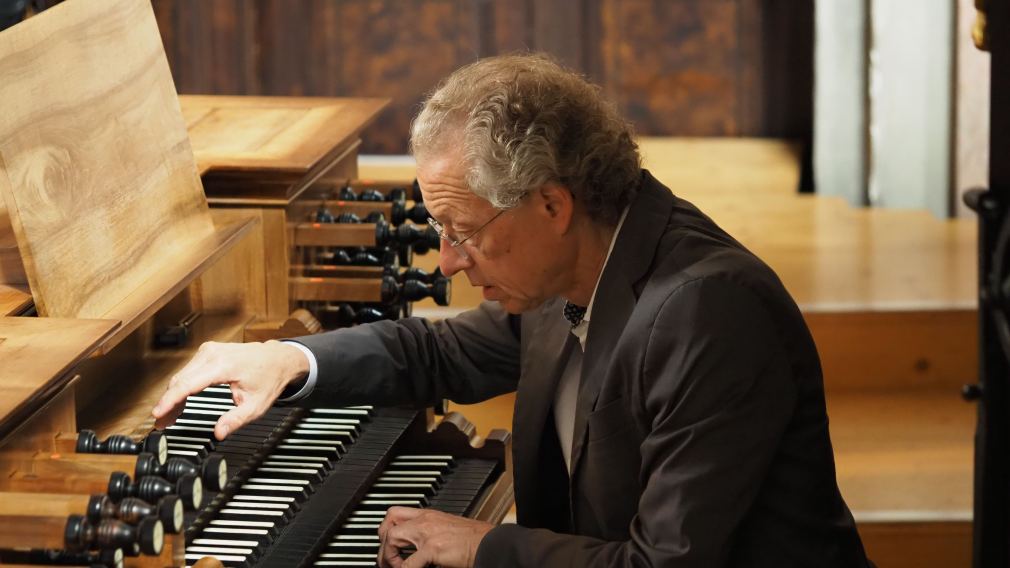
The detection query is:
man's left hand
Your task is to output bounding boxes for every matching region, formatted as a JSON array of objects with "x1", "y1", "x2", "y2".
[{"x1": 377, "y1": 507, "x2": 494, "y2": 568}]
